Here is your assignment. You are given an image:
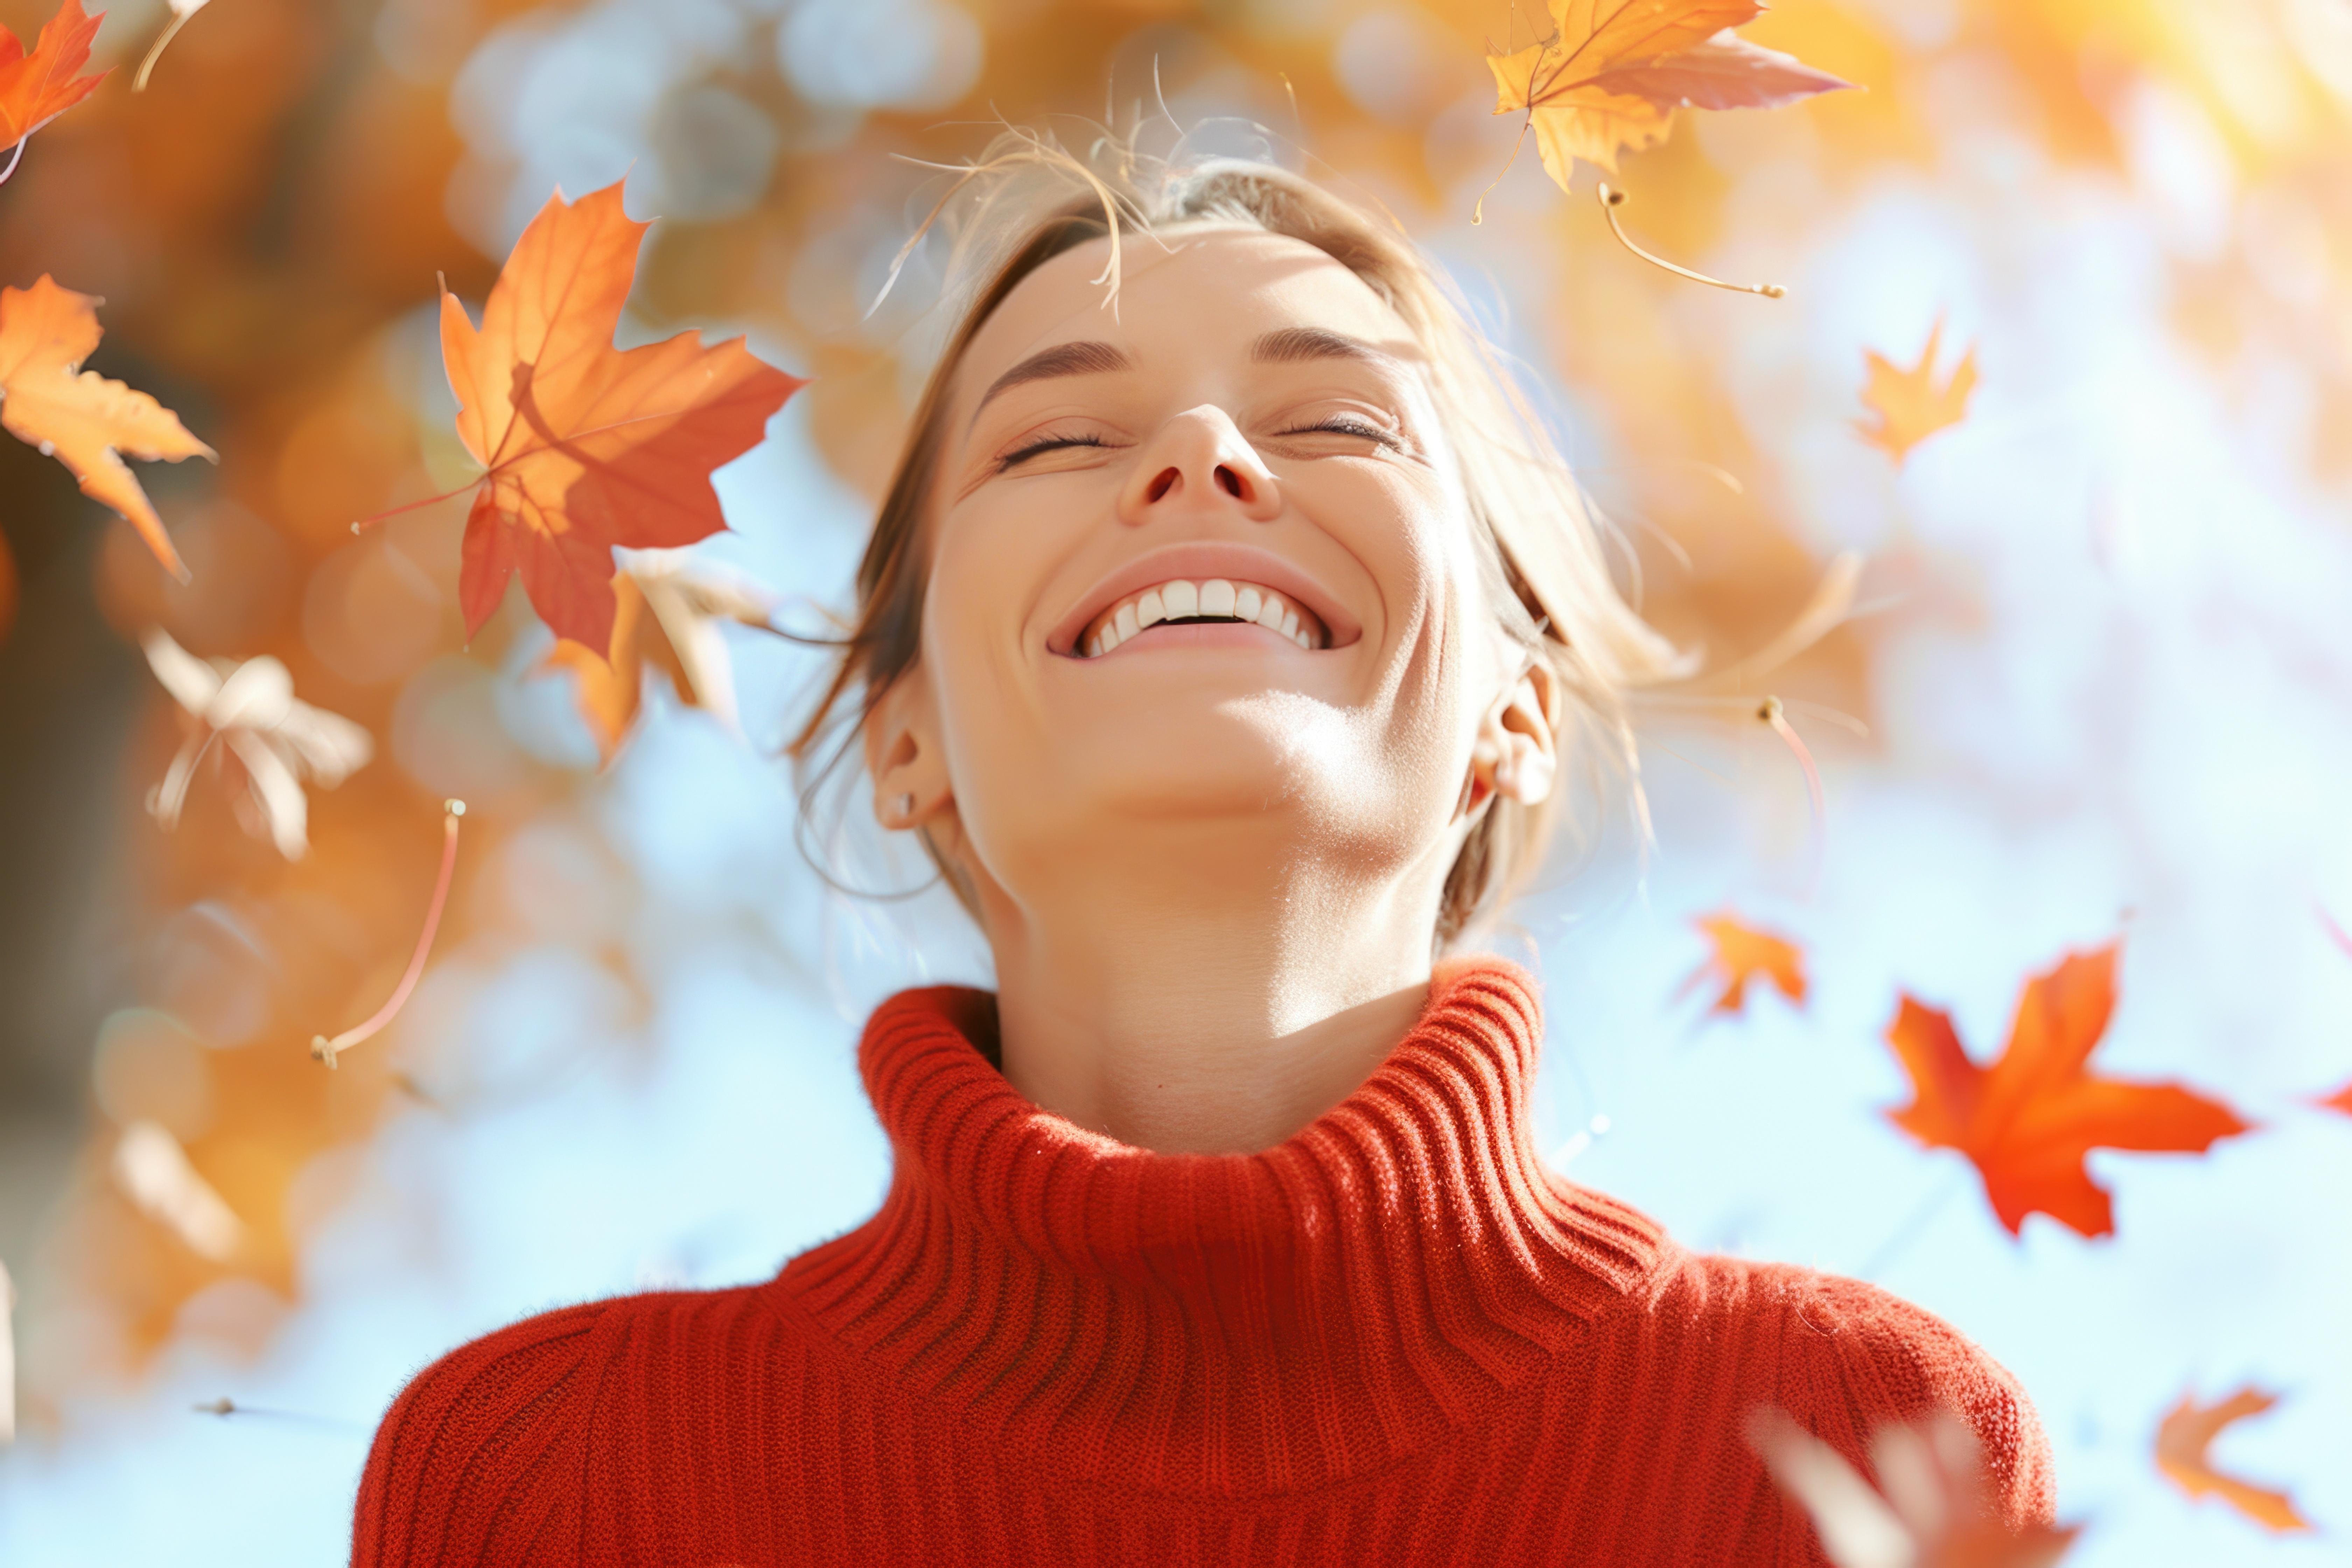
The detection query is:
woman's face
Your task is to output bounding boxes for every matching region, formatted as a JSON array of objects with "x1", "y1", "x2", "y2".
[{"x1": 880, "y1": 226, "x2": 1518, "y2": 913}]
